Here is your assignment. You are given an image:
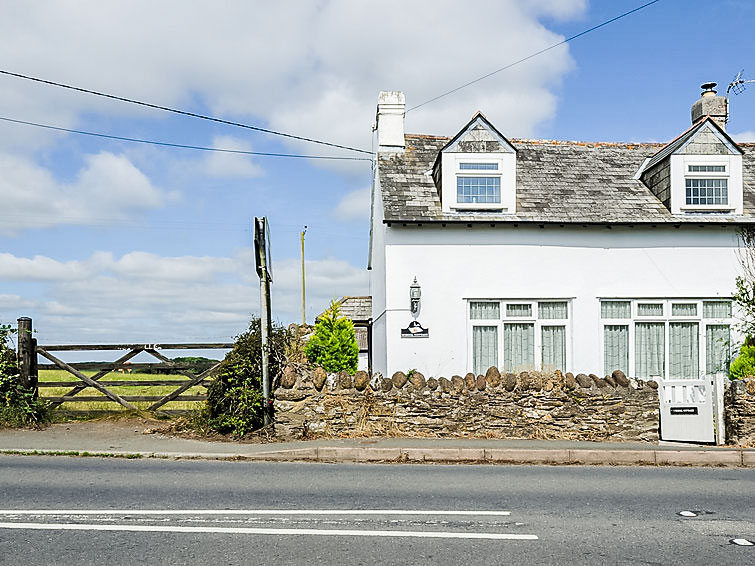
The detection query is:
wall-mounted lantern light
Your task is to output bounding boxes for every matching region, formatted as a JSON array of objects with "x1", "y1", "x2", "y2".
[{"x1": 409, "y1": 277, "x2": 421, "y2": 315}]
